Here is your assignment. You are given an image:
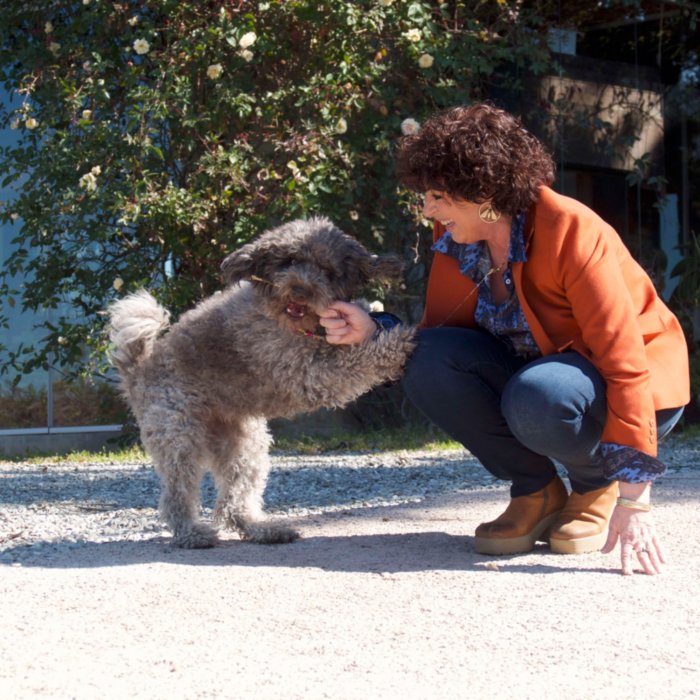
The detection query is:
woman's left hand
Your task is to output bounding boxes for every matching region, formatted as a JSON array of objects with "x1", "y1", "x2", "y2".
[{"x1": 601, "y1": 507, "x2": 666, "y2": 576}]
